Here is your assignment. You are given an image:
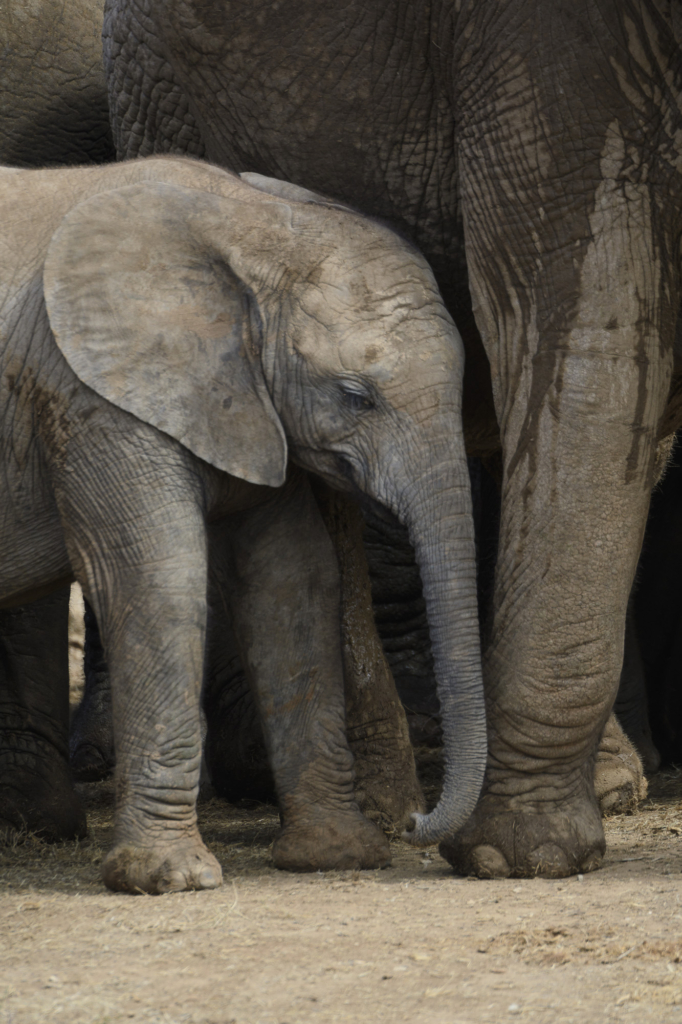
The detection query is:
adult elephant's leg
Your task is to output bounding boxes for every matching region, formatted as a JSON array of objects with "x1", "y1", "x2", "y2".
[
  {"x1": 203, "y1": 534, "x2": 274, "y2": 805},
  {"x1": 612, "y1": 597, "x2": 660, "y2": 774},
  {"x1": 0, "y1": 586, "x2": 86, "y2": 840},
  {"x1": 634, "y1": 435, "x2": 682, "y2": 763},
  {"x1": 608, "y1": 435, "x2": 679, "y2": 775},
  {"x1": 592, "y1": 601, "x2": 656, "y2": 816},
  {"x1": 444, "y1": 380, "x2": 671, "y2": 876},
  {"x1": 224, "y1": 473, "x2": 390, "y2": 871},
  {"x1": 362, "y1": 505, "x2": 441, "y2": 748},
  {"x1": 443, "y1": 4, "x2": 681, "y2": 878},
  {"x1": 69, "y1": 599, "x2": 115, "y2": 781},
  {"x1": 595, "y1": 713, "x2": 646, "y2": 817},
  {"x1": 103, "y1": 0, "x2": 205, "y2": 160},
  {"x1": 313, "y1": 486, "x2": 424, "y2": 830}
]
